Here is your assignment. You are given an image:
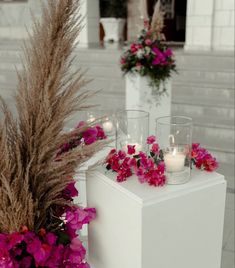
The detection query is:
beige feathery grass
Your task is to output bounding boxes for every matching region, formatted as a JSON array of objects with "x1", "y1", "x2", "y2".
[
  {"x1": 150, "y1": 1, "x2": 165, "y2": 41},
  {"x1": 0, "y1": 0, "x2": 105, "y2": 233}
]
